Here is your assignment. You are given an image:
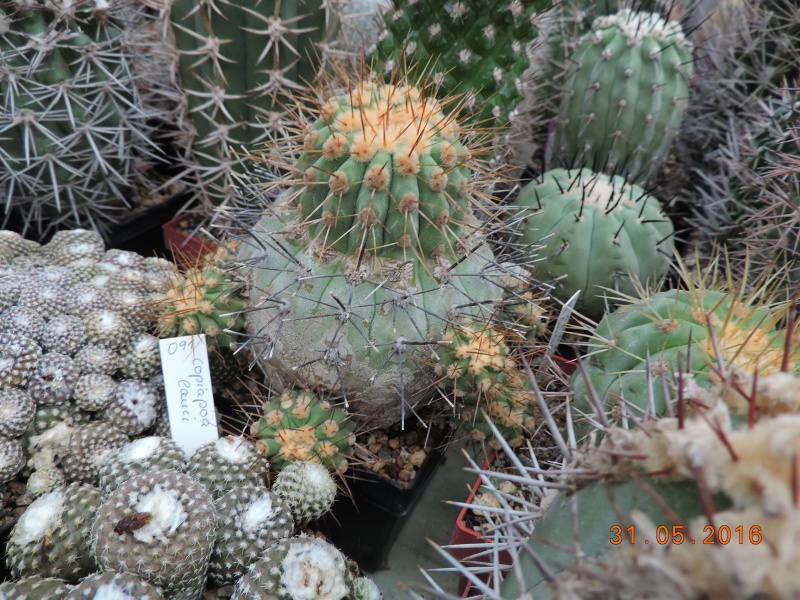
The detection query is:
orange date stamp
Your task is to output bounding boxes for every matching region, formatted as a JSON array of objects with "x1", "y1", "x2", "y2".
[{"x1": 610, "y1": 524, "x2": 763, "y2": 546}]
